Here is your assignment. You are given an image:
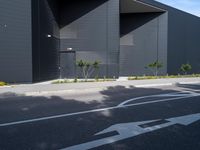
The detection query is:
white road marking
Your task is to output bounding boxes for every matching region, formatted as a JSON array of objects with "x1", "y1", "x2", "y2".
[
  {"x1": 0, "y1": 91, "x2": 200, "y2": 127},
  {"x1": 61, "y1": 113, "x2": 200, "y2": 150},
  {"x1": 179, "y1": 81, "x2": 200, "y2": 84},
  {"x1": 117, "y1": 91, "x2": 191, "y2": 107},
  {"x1": 134, "y1": 83, "x2": 173, "y2": 88}
]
